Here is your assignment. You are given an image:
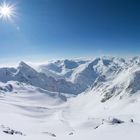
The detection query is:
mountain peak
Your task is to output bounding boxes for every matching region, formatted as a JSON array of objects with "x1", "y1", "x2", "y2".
[
  {"x1": 17, "y1": 61, "x2": 36, "y2": 73},
  {"x1": 18, "y1": 61, "x2": 33, "y2": 69},
  {"x1": 19, "y1": 61, "x2": 28, "y2": 67}
]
